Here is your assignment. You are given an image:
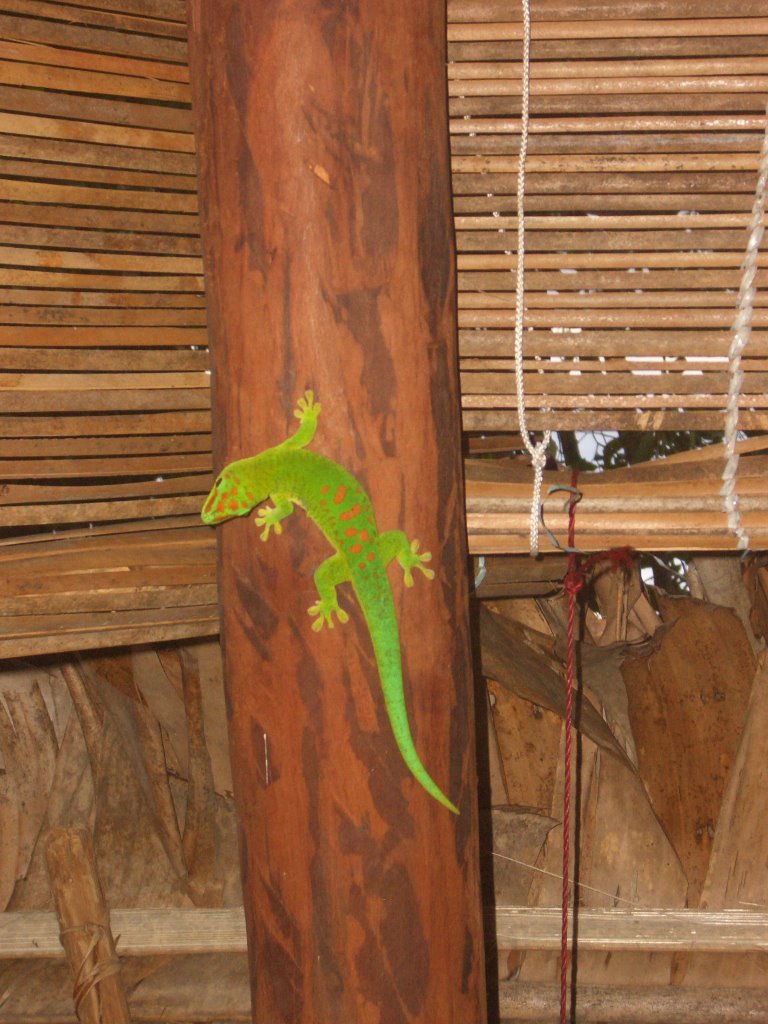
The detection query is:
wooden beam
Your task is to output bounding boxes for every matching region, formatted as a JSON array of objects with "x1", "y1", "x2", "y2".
[
  {"x1": 494, "y1": 907, "x2": 768, "y2": 952},
  {"x1": 187, "y1": 1, "x2": 486, "y2": 1022},
  {"x1": 3, "y1": 907, "x2": 767, "y2": 959},
  {"x1": 498, "y1": 980, "x2": 768, "y2": 1024}
]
